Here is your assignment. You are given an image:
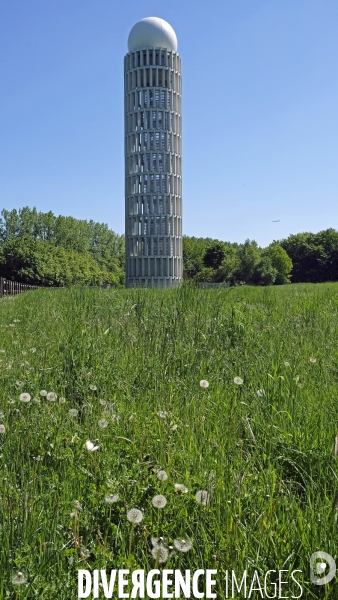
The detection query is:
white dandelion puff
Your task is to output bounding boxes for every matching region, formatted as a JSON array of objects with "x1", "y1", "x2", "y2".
[
  {"x1": 98, "y1": 419, "x2": 108, "y2": 429},
  {"x1": 0, "y1": 424, "x2": 5, "y2": 433},
  {"x1": 74, "y1": 500, "x2": 82, "y2": 510},
  {"x1": 0, "y1": 411, "x2": 4, "y2": 419},
  {"x1": 105, "y1": 493, "x2": 119, "y2": 503},
  {"x1": 30, "y1": 347, "x2": 36, "y2": 353},
  {"x1": 171, "y1": 424, "x2": 178, "y2": 431},
  {"x1": 284, "y1": 361, "x2": 290, "y2": 367},
  {"x1": 174, "y1": 483, "x2": 188, "y2": 494},
  {"x1": 19, "y1": 393, "x2": 31, "y2": 403},
  {"x1": 234, "y1": 377, "x2": 243, "y2": 385},
  {"x1": 40, "y1": 390, "x2": 47, "y2": 397},
  {"x1": 157, "y1": 470, "x2": 168, "y2": 481},
  {"x1": 13, "y1": 319, "x2": 20, "y2": 323},
  {"x1": 151, "y1": 536, "x2": 165, "y2": 546},
  {"x1": 256, "y1": 389, "x2": 265, "y2": 397},
  {"x1": 309, "y1": 357, "x2": 317, "y2": 363},
  {"x1": 152, "y1": 494, "x2": 167, "y2": 508},
  {"x1": 127, "y1": 508, "x2": 143, "y2": 524},
  {"x1": 174, "y1": 538, "x2": 193, "y2": 552},
  {"x1": 89, "y1": 384, "x2": 97, "y2": 391},
  {"x1": 200, "y1": 380, "x2": 209, "y2": 388},
  {"x1": 69, "y1": 408, "x2": 78, "y2": 417},
  {"x1": 157, "y1": 410, "x2": 168, "y2": 419},
  {"x1": 12, "y1": 571, "x2": 27, "y2": 585},
  {"x1": 99, "y1": 399, "x2": 106, "y2": 406},
  {"x1": 195, "y1": 490, "x2": 210, "y2": 505},
  {"x1": 47, "y1": 392, "x2": 57, "y2": 401},
  {"x1": 151, "y1": 545, "x2": 169, "y2": 564},
  {"x1": 16, "y1": 380, "x2": 23, "y2": 387},
  {"x1": 85, "y1": 440, "x2": 99, "y2": 452},
  {"x1": 59, "y1": 397, "x2": 66, "y2": 403}
]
